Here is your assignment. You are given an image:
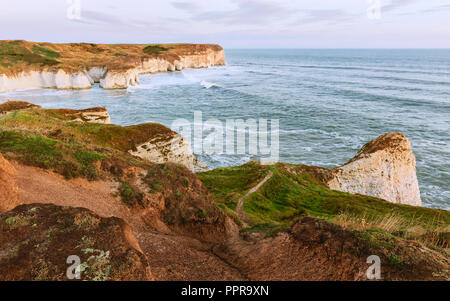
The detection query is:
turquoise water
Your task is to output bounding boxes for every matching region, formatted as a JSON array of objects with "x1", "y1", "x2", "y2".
[{"x1": 1, "y1": 49, "x2": 449, "y2": 210}]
